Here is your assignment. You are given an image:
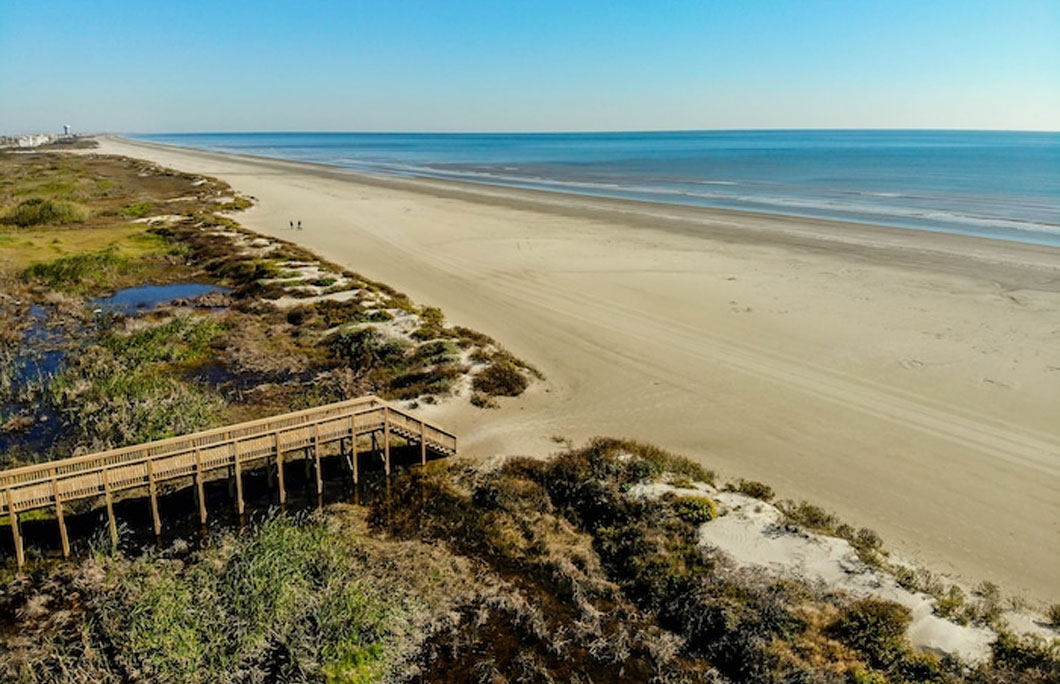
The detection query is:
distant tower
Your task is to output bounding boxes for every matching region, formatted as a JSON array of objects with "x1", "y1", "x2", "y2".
[{"x1": 63, "y1": 124, "x2": 70, "y2": 136}]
